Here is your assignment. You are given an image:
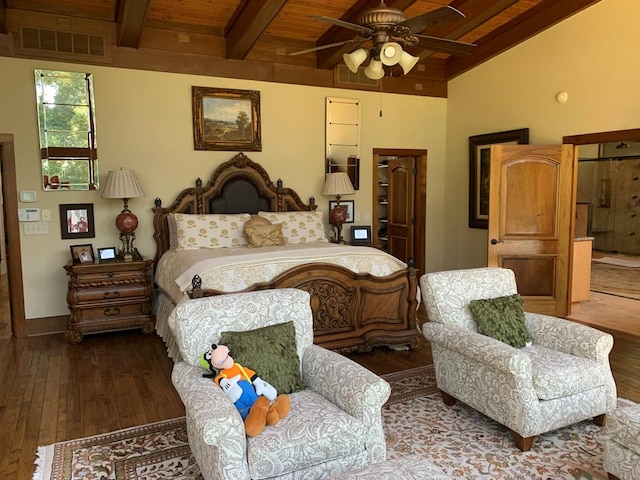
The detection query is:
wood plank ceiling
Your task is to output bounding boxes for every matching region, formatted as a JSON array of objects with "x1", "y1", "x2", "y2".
[{"x1": 0, "y1": 0, "x2": 601, "y2": 97}]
